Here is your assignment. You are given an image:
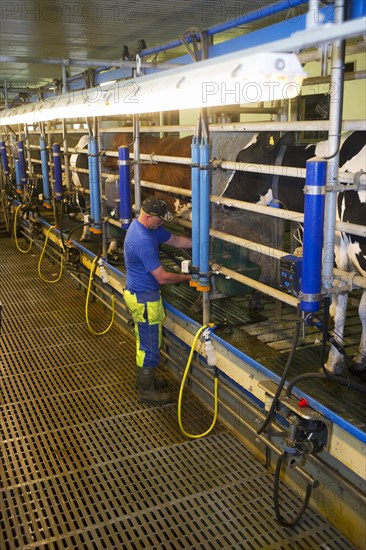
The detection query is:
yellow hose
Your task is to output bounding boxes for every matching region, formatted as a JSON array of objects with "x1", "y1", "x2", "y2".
[
  {"x1": 38, "y1": 225, "x2": 64, "y2": 283},
  {"x1": 178, "y1": 324, "x2": 219, "y2": 439},
  {"x1": 85, "y1": 255, "x2": 115, "y2": 335},
  {"x1": 14, "y1": 204, "x2": 32, "y2": 253}
]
